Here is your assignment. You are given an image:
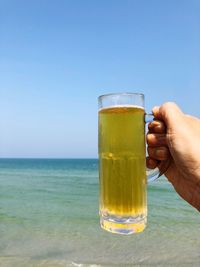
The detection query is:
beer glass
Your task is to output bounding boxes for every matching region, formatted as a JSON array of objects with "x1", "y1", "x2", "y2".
[{"x1": 98, "y1": 93, "x2": 159, "y2": 235}]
